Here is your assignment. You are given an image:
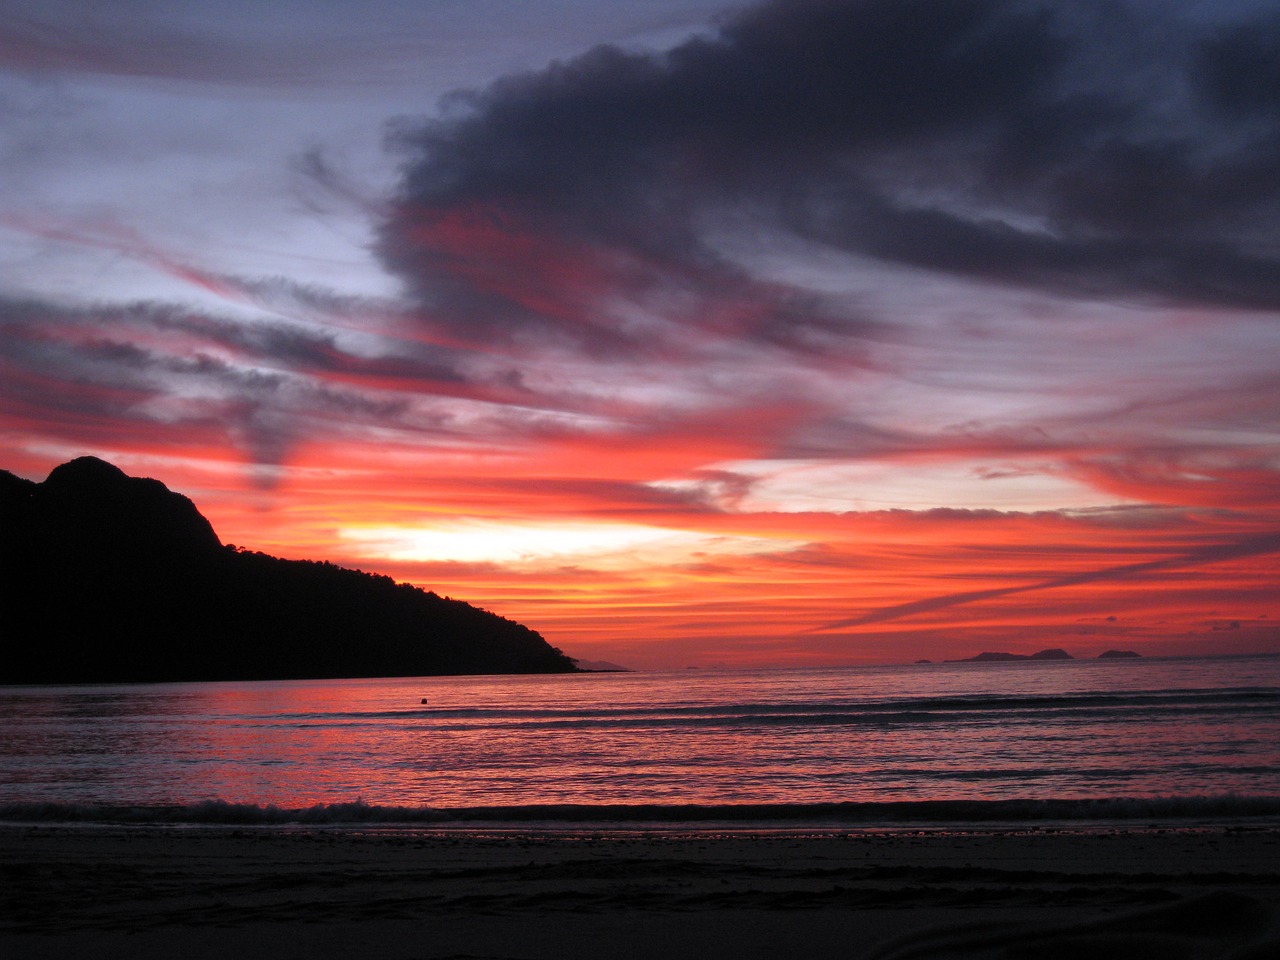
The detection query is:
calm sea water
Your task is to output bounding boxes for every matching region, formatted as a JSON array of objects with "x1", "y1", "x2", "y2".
[{"x1": 1, "y1": 656, "x2": 1278, "y2": 821}]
